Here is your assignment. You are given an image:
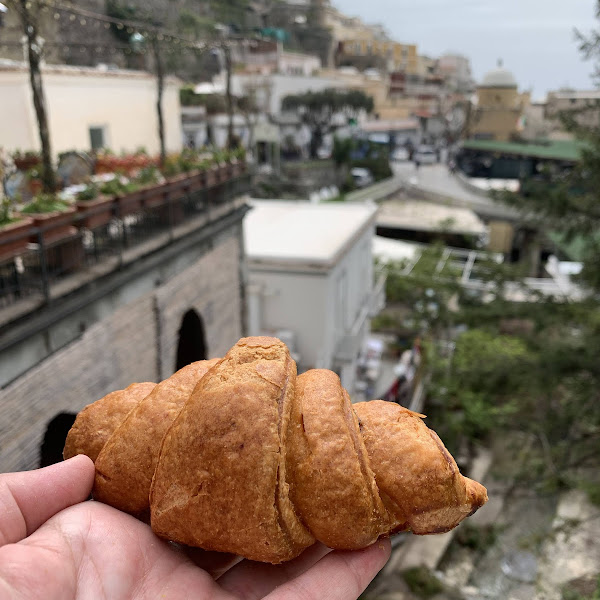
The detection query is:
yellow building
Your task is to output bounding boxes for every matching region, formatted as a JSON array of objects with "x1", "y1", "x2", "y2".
[
  {"x1": 321, "y1": 68, "x2": 436, "y2": 122},
  {"x1": 336, "y1": 39, "x2": 418, "y2": 75},
  {"x1": 470, "y1": 64, "x2": 527, "y2": 142}
]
